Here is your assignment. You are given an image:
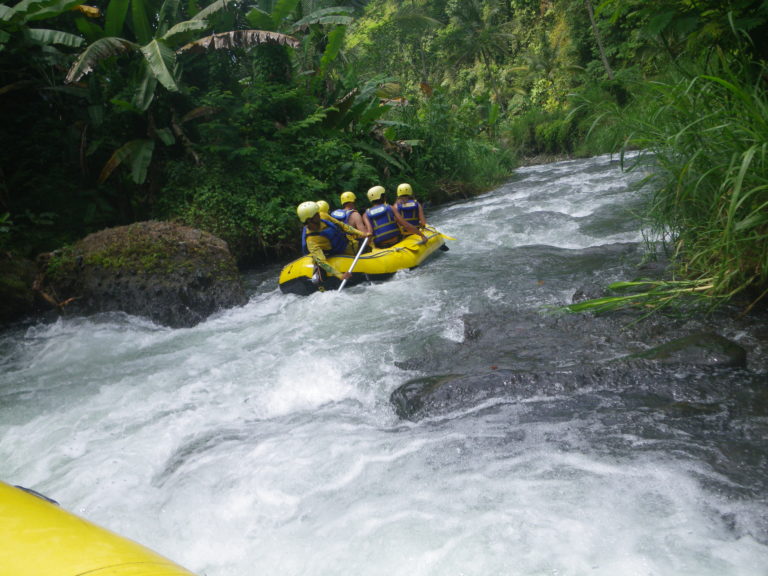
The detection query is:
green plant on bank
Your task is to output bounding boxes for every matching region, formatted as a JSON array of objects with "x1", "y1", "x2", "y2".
[
  {"x1": 567, "y1": 51, "x2": 768, "y2": 316},
  {"x1": 564, "y1": 278, "x2": 721, "y2": 319},
  {"x1": 641, "y1": 57, "x2": 768, "y2": 310},
  {"x1": 384, "y1": 90, "x2": 516, "y2": 202}
]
